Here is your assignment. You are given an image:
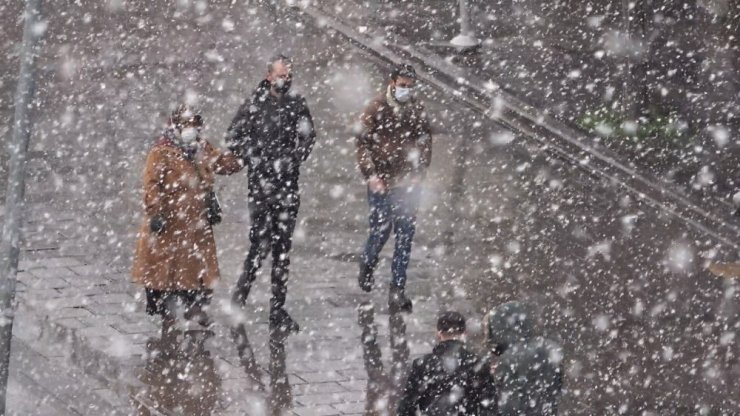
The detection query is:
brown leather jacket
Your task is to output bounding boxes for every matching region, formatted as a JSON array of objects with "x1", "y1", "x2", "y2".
[{"x1": 356, "y1": 87, "x2": 432, "y2": 187}]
